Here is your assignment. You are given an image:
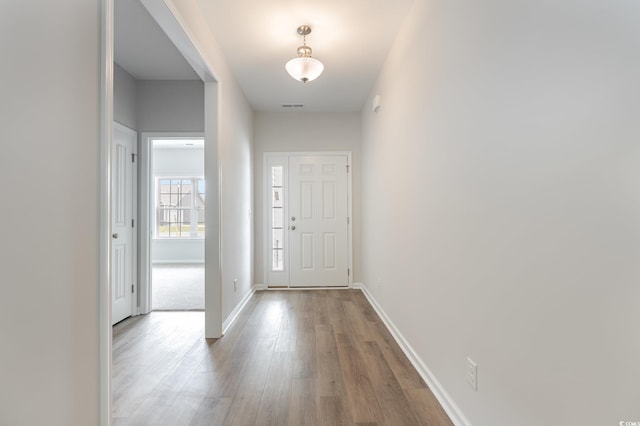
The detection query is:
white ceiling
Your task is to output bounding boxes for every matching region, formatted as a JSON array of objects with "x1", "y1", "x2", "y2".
[
  {"x1": 115, "y1": 0, "x2": 415, "y2": 112},
  {"x1": 114, "y1": 0, "x2": 199, "y2": 80}
]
